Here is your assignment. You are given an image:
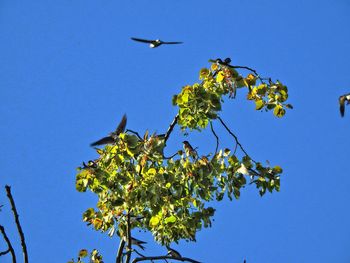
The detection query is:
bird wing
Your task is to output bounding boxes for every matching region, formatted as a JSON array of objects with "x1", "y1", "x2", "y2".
[
  {"x1": 162, "y1": 41, "x2": 183, "y2": 45},
  {"x1": 114, "y1": 114, "x2": 127, "y2": 135},
  {"x1": 131, "y1": 37, "x2": 154, "y2": 43},
  {"x1": 339, "y1": 96, "x2": 345, "y2": 117},
  {"x1": 90, "y1": 136, "x2": 114, "y2": 147}
]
